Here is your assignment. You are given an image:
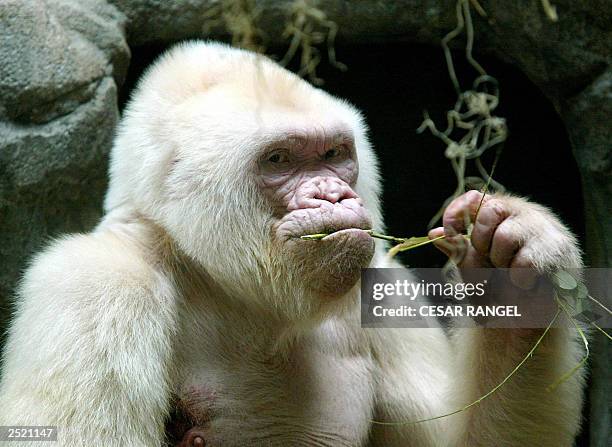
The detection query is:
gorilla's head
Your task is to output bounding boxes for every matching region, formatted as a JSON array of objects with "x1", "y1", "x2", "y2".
[{"x1": 105, "y1": 42, "x2": 384, "y2": 319}]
